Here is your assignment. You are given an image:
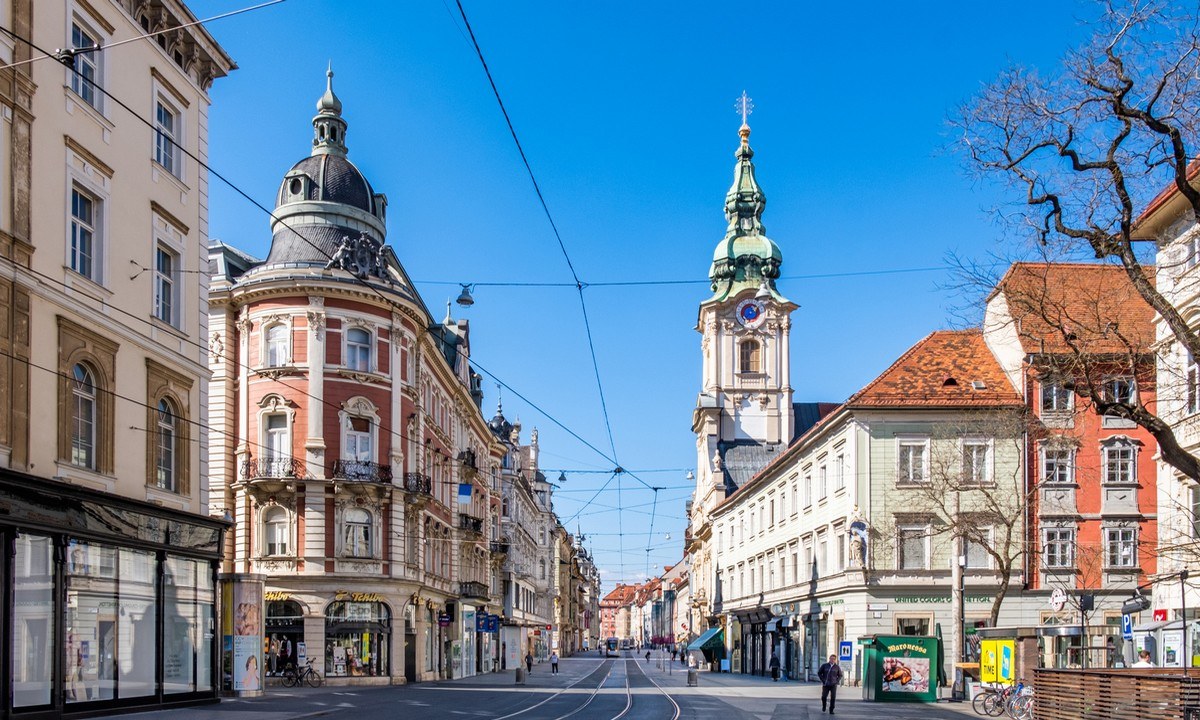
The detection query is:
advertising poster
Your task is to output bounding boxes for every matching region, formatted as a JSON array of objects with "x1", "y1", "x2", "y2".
[
  {"x1": 1163, "y1": 630, "x2": 1184, "y2": 667},
  {"x1": 231, "y1": 581, "x2": 262, "y2": 692},
  {"x1": 879, "y1": 639, "x2": 936, "y2": 697}
]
